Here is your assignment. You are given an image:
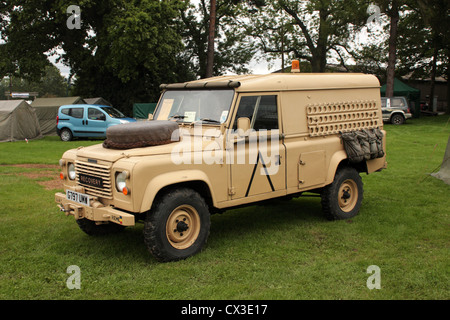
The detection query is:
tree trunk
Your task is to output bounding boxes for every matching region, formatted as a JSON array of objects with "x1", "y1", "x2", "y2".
[
  {"x1": 205, "y1": 0, "x2": 216, "y2": 78},
  {"x1": 447, "y1": 60, "x2": 450, "y2": 114},
  {"x1": 386, "y1": 0, "x2": 399, "y2": 98},
  {"x1": 429, "y1": 43, "x2": 438, "y2": 112}
]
